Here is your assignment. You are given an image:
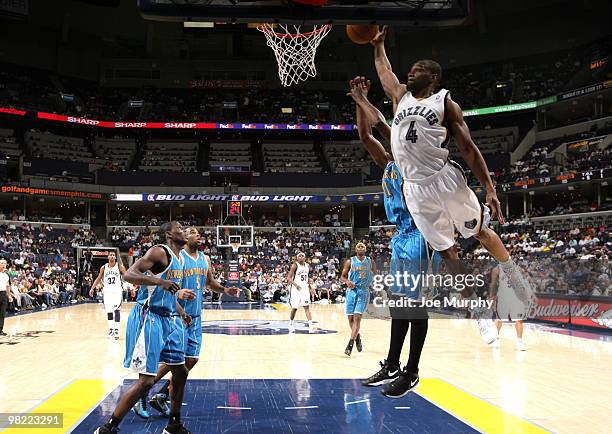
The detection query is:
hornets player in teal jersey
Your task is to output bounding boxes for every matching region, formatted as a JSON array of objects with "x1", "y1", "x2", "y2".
[
  {"x1": 144, "y1": 227, "x2": 240, "y2": 417},
  {"x1": 340, "y1": 242, "x2": 377, "y2": 356},
  {"x1": 95, "y1": 221, "x2": 196, "y2": 434},
  {"x1": 347, "y1": 77, "x2": 437, "y2": 398}
]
